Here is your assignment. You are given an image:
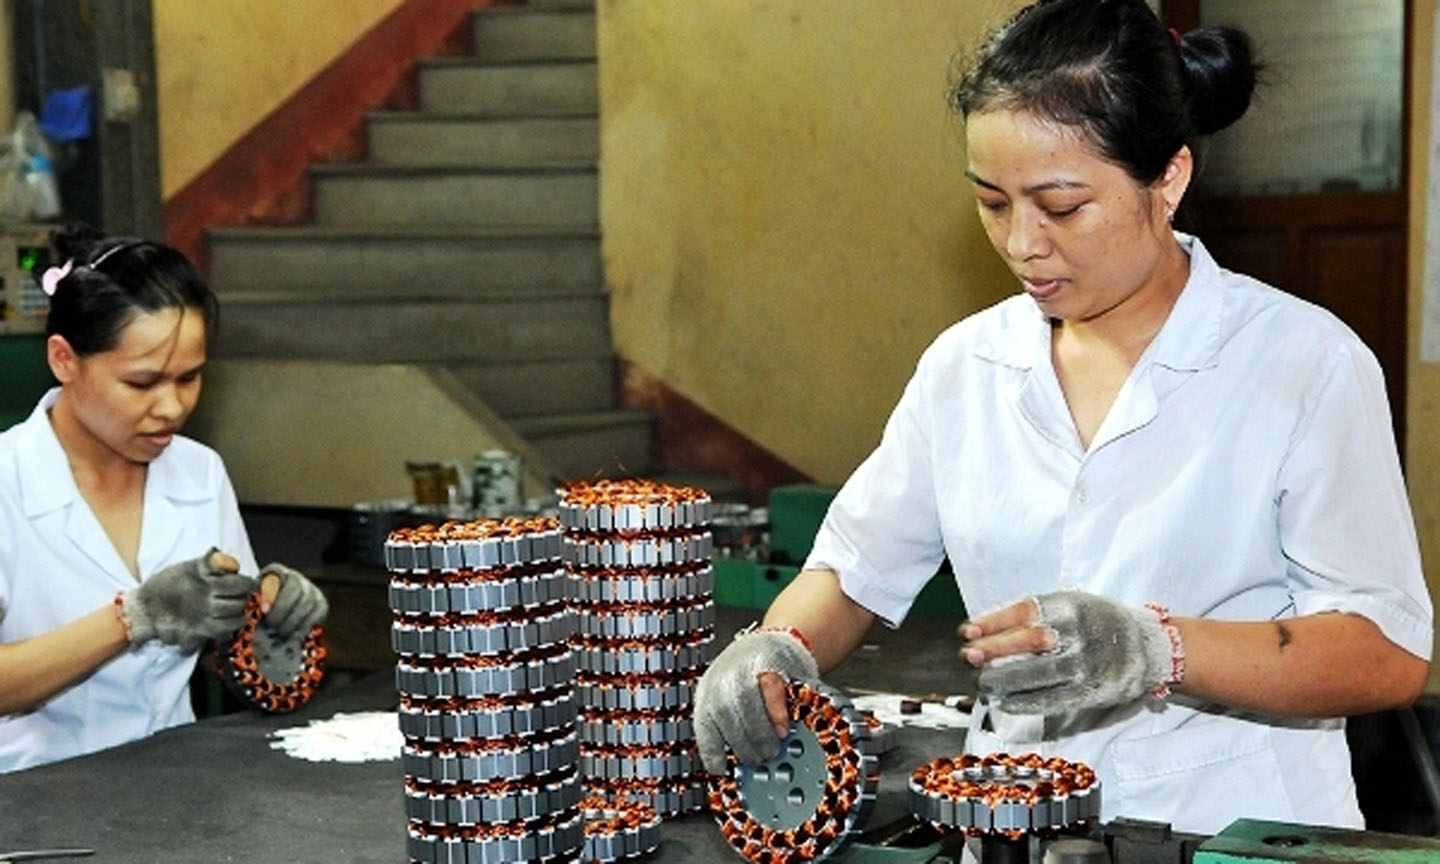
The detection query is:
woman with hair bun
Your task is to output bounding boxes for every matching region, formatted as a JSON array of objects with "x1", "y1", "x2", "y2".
[
  {"x1": 694, "y1": 0, "x2": 1431, "y2": 832},
  {"x1": 0, "y1": 227, "x2": 327, "y2": 772}
]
